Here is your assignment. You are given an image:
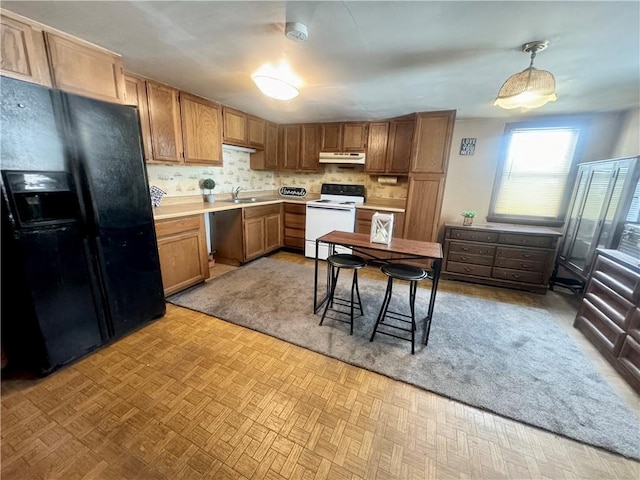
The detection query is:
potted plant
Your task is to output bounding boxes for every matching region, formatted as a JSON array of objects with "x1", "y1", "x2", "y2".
[
  {"x1": 461, "y1": 210, "x2": 477, "y2": 226},
  {"x1": 202, "y1": 178, "x2": 216, "y2": 203}
]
